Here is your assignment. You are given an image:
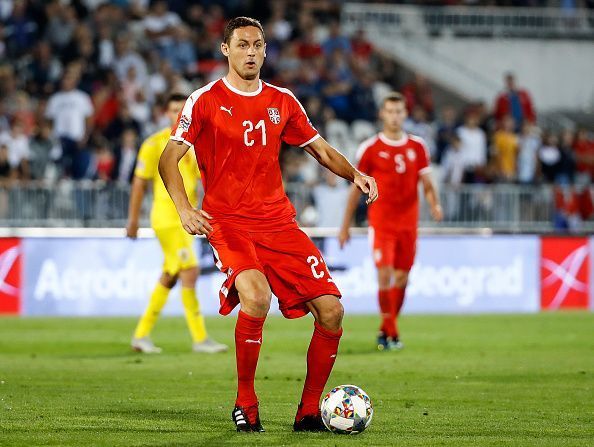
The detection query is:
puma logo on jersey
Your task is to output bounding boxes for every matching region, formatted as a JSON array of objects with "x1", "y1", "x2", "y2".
[
  {"x1": 245, "y1": 338, "x2": 262, "y2": 345},
  {"x1": 220, "y1": 105, "x2": 233, "y2": 116},
  {"x1": 378, "y1": 151, "x2": 390, "y2": 159}
]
